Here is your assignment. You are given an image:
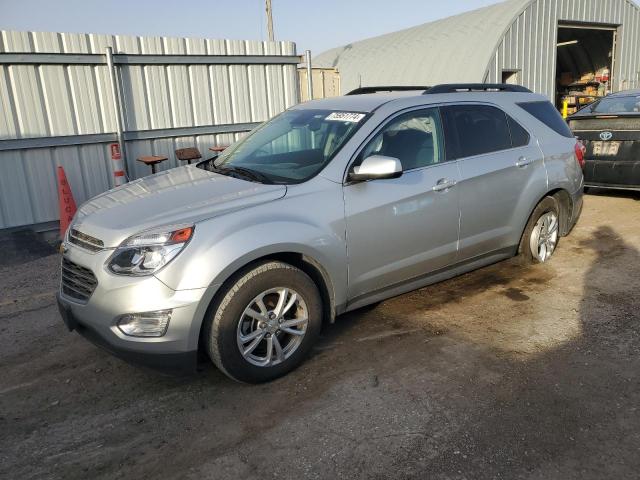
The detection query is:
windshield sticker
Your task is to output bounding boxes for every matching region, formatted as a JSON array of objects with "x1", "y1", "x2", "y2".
[{"x1": 326, "y1": 112, "x2": 366, "y2": 123}]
